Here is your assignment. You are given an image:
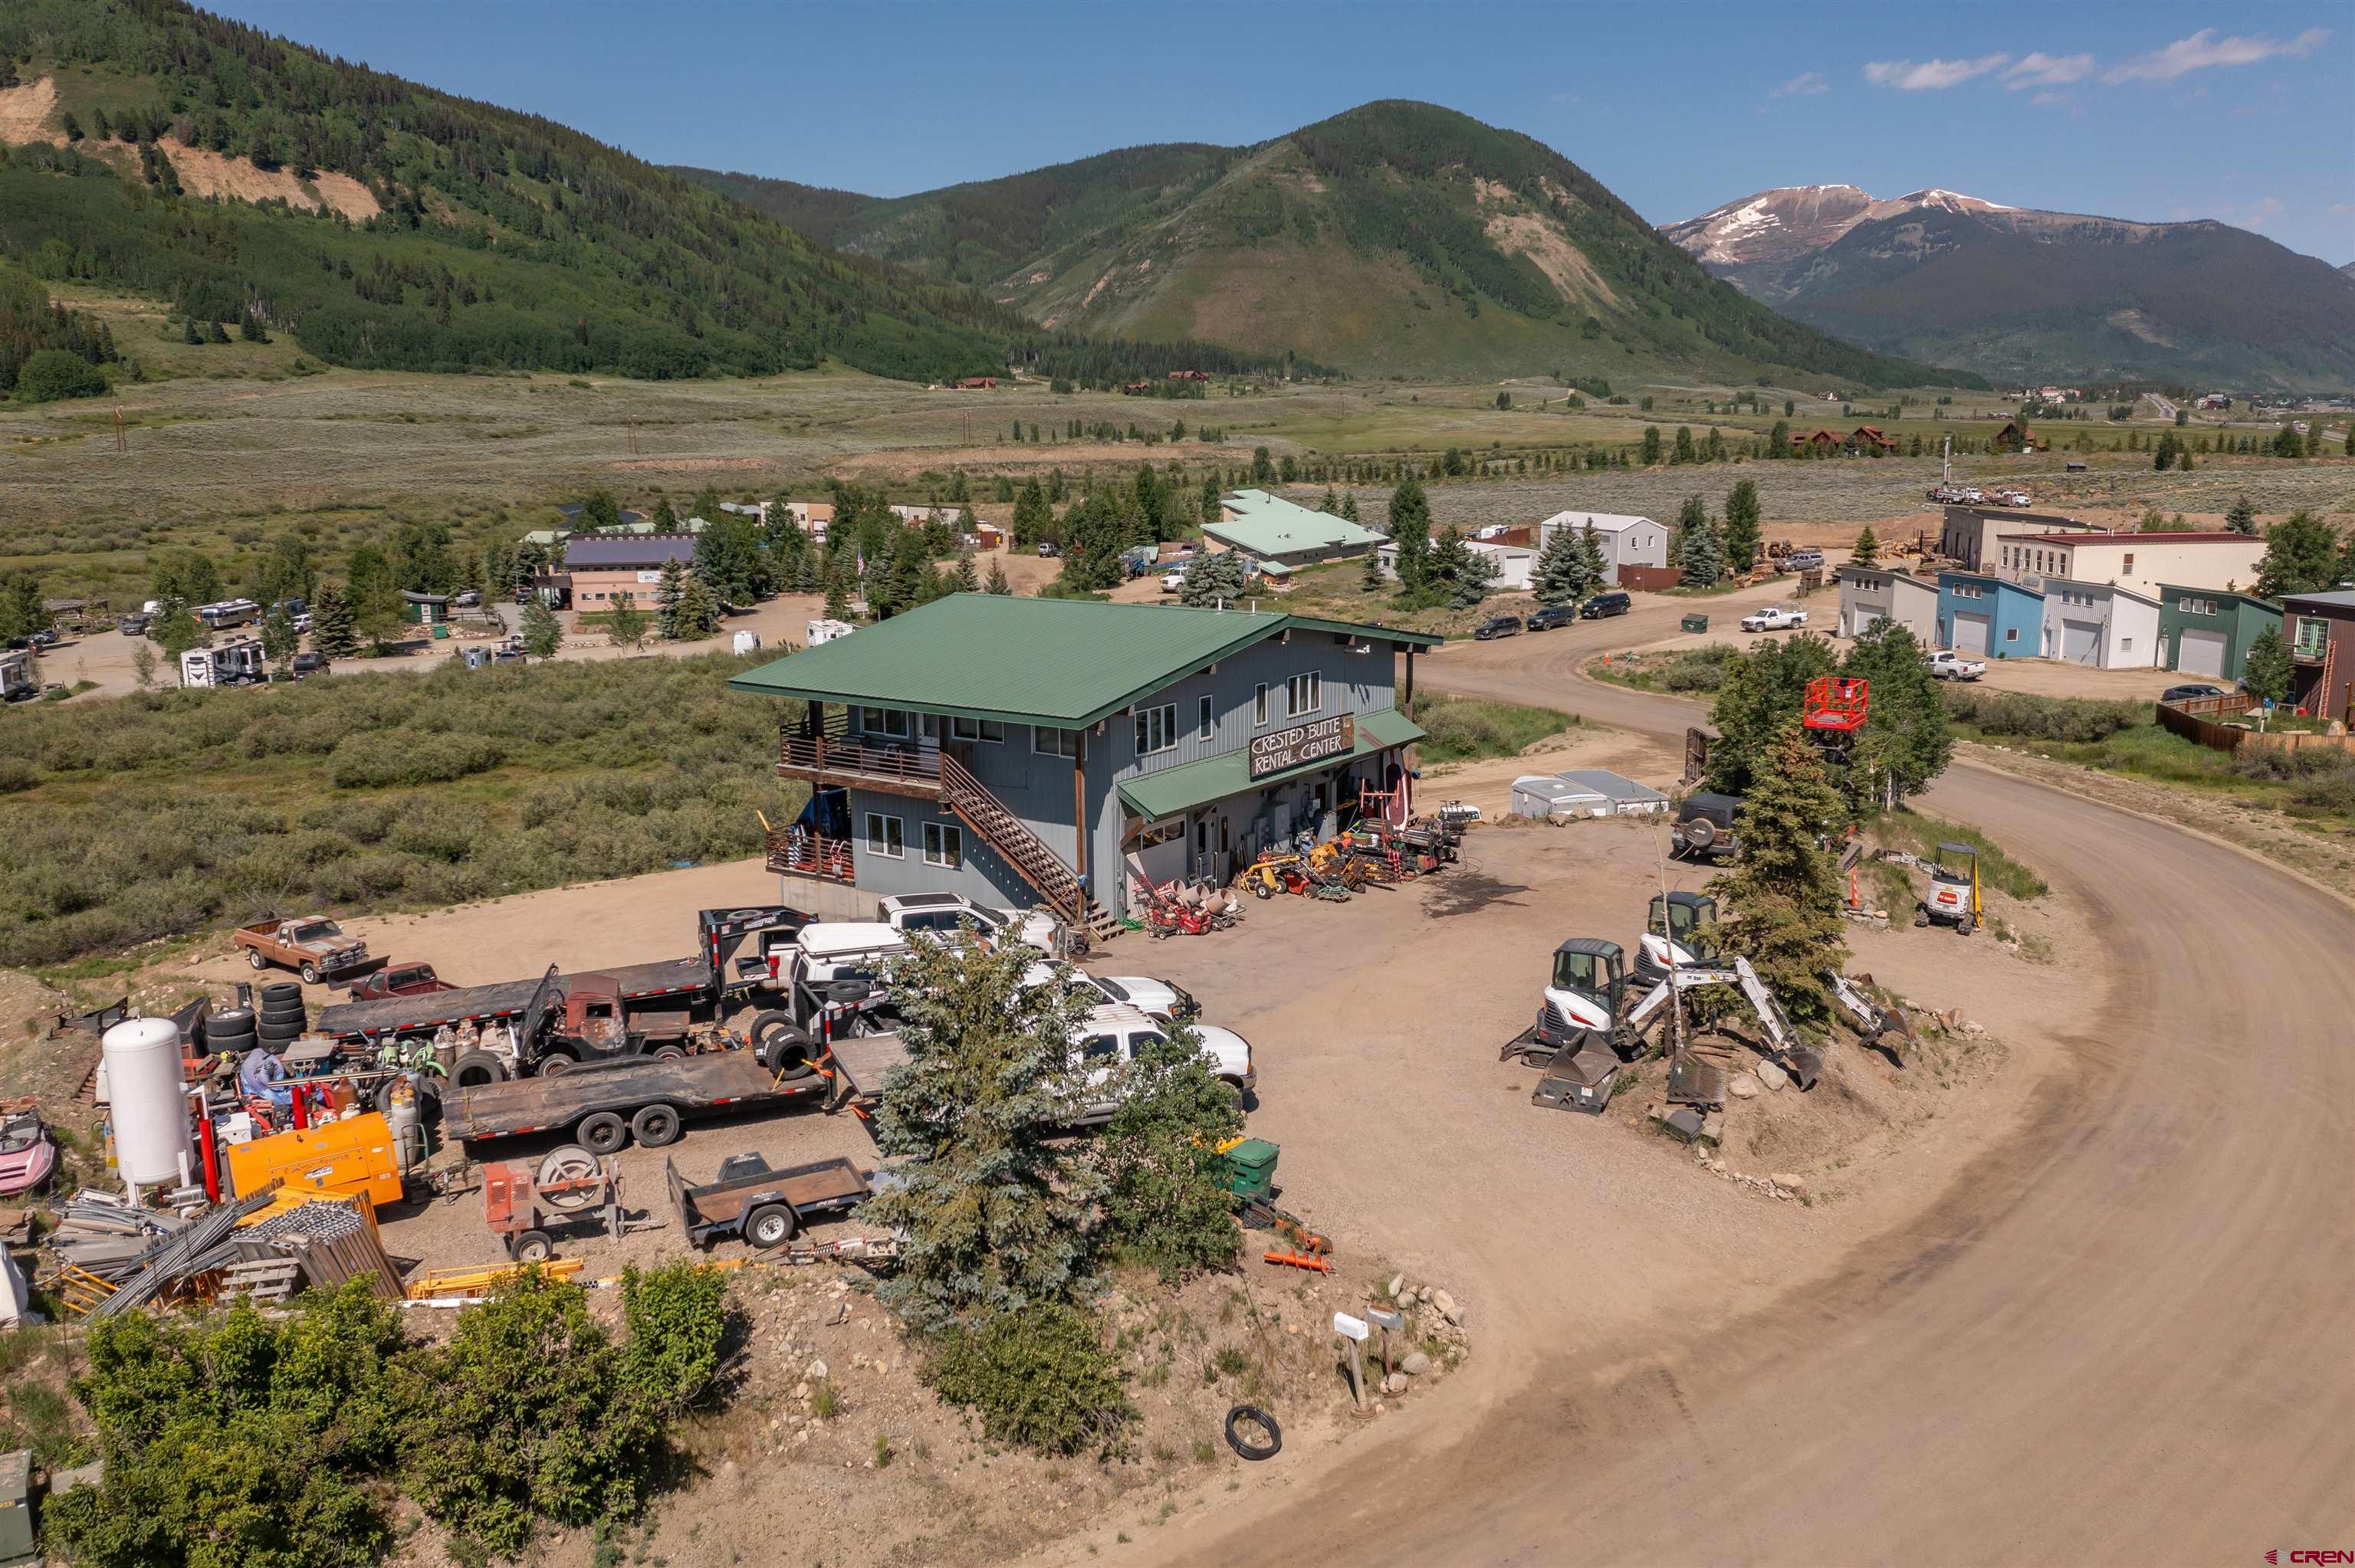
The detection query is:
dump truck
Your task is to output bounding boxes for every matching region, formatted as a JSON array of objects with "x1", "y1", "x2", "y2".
[{"x1": 234, "y1": 916, "x2": 372, "y2": 985}]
